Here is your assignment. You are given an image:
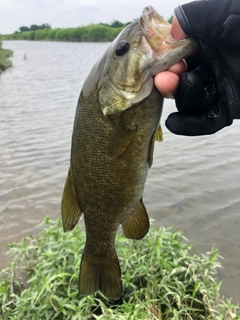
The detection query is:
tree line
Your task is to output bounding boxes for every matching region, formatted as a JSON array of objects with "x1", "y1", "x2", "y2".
[
  {"x1": 4, "y1": 23, "x2": 127, "y2": 42},
  {"x1": 17, "y1": 24, "x2": 51, "y2": 33},
  {"x1": 15, "y1": 20, "x2": 128, "y2": 34}
]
